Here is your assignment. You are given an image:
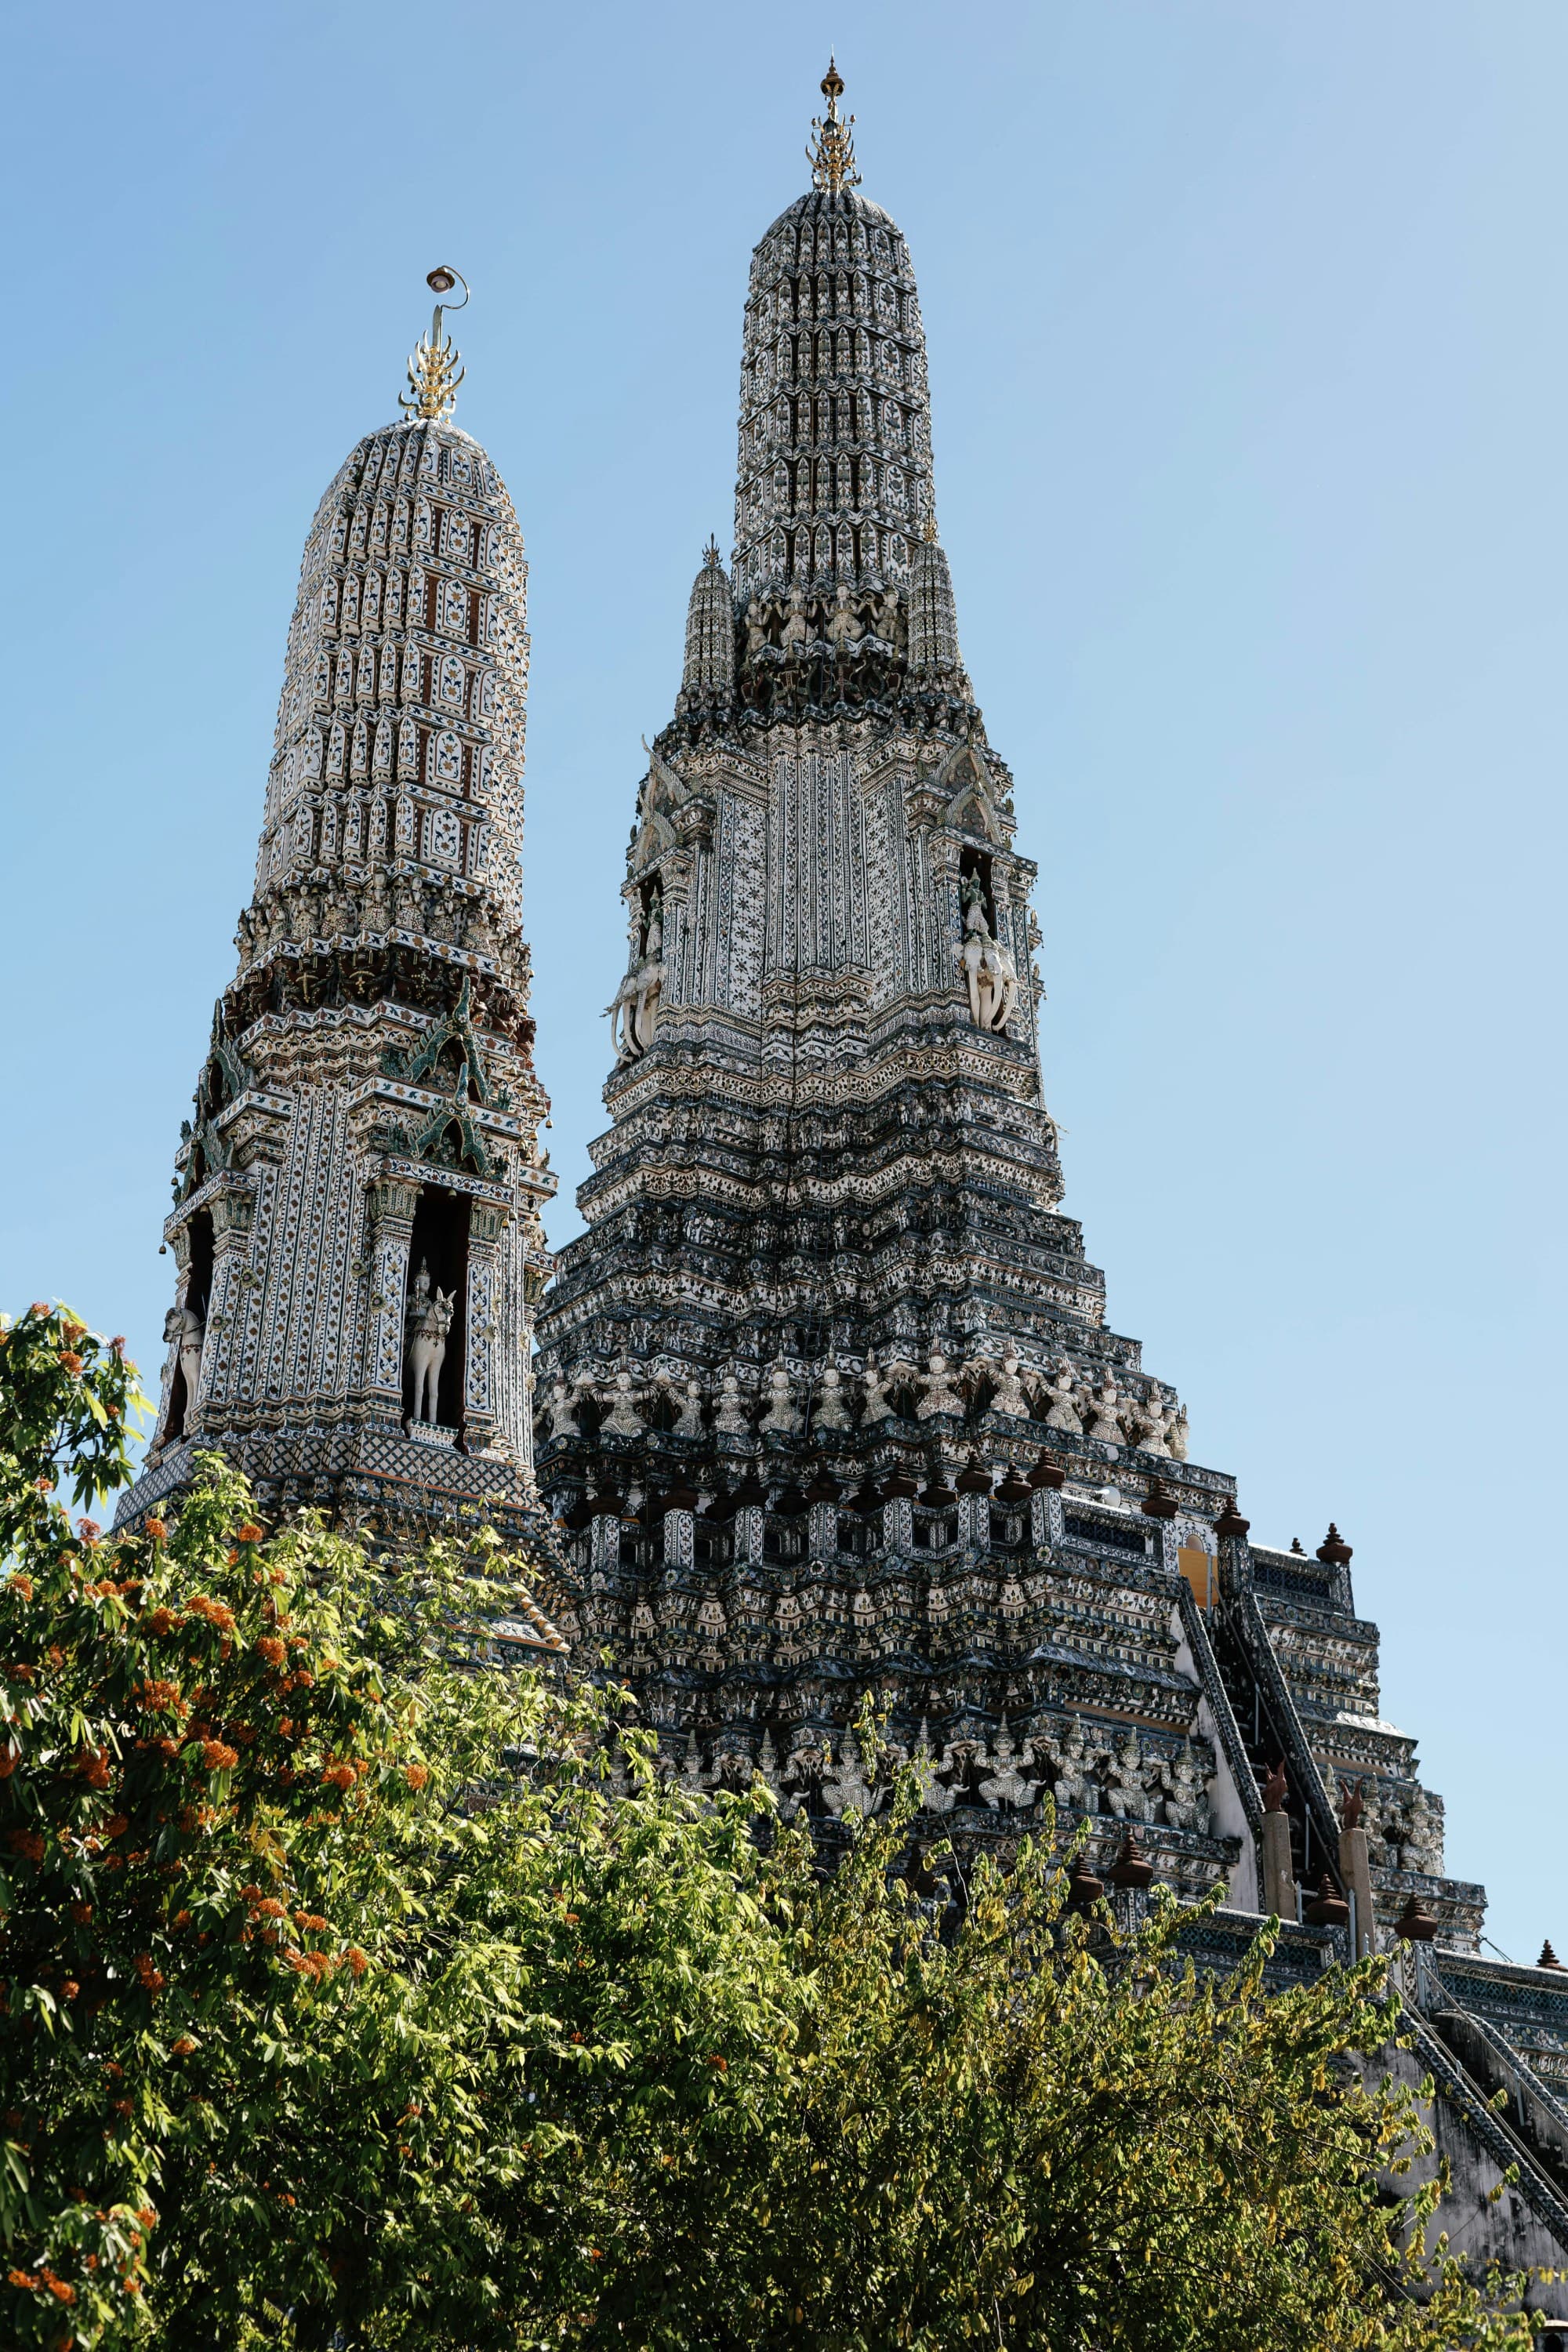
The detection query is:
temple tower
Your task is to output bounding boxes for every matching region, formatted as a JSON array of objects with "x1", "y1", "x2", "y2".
[
  {"x1": 118, "y1": 276, "x2": 559, "y2": 1590},
  {"x1": 533, "y1": 71, "x2": 1486, "y2": 1955}
]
